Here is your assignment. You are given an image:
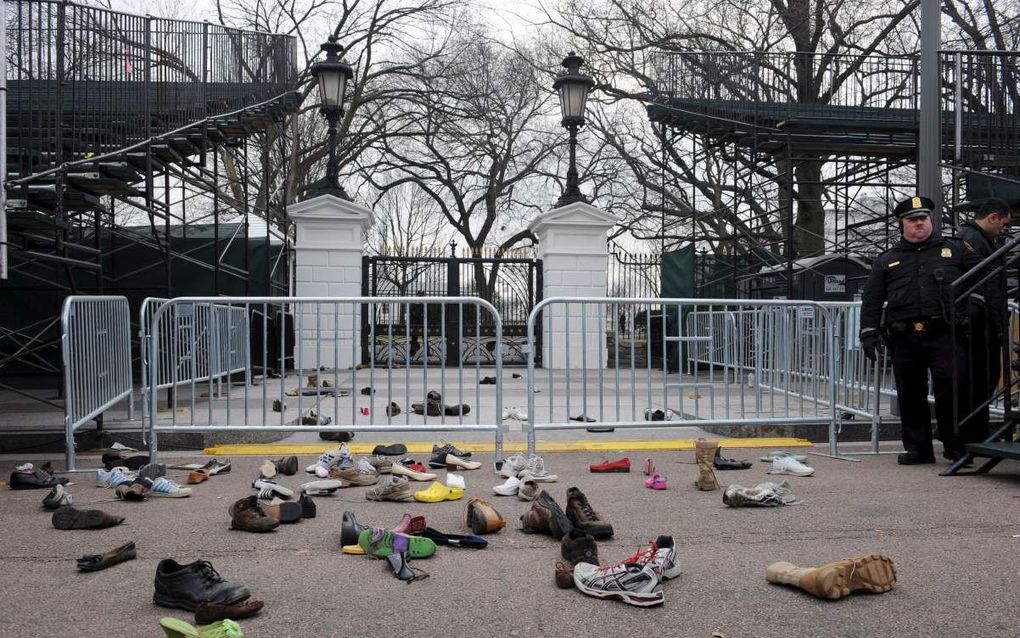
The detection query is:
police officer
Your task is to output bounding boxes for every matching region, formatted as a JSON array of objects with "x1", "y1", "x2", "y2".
[
  {"x1": 859, "y1": 196, "x2": 978, "y2": 465},
  {"x1": 957, "y1": 198, "x2": 1012, "y2": 445}
]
